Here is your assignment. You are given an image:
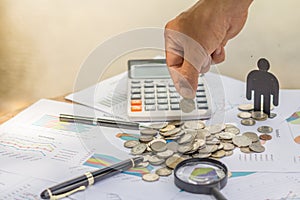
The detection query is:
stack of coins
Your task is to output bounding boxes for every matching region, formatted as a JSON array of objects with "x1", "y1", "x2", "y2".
[
  {"x1": 122, "y1": 119, "x2": 268, "y2": 182},
  {"x1": 238, "y1": 104, "x2": 274, "y2": 141}
]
